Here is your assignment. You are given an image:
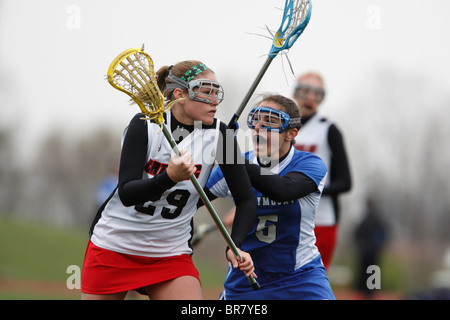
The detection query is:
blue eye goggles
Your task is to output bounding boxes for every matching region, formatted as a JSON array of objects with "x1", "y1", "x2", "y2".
[{"x1": 247, "y1": 106, "x2": 300, "y2": 133}]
